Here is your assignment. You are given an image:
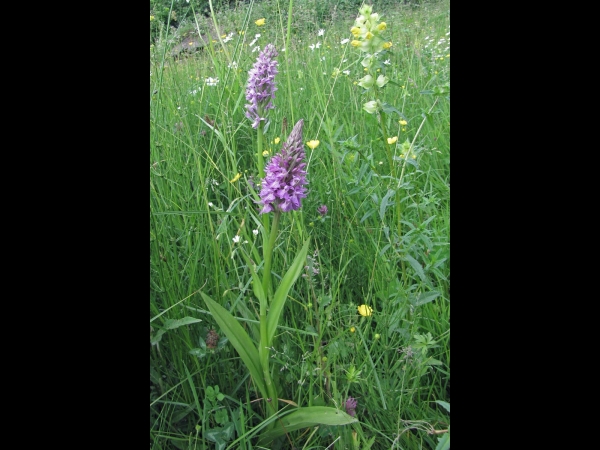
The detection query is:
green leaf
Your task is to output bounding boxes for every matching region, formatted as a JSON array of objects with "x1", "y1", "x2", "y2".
[
  {"x1": 435, "y1": 427, "x2": 450, "y2": 450},
  {"x1": 266, "y1": 238, "x2": 311, "y2": 346},
  {"x1": 165, "y1": 317, "x2": 202, "y2": 328},
  {"x1": 150, "y1": 317, "x2": 202, "y2": 345},
  {"x1": 381, "y1": 102, "x2": 403, "y2": 117},
  {"x1": 200, "y1": 292, "x2": 268, "y2": 401},
  {"x1": 379, "y1": 189, "x2": 395, "y2": 221},
  {"x1": 404, "y1": 254, "x2": 426, "y2": 282},
  {"x1": 259, "y1": 406, "x2": 357, "y2": 443},
  {"x1": 434, "y1": 400, "x2": 450, "y2": 413},
  {"x1": 414, "y1": 290, "x2": 440, "y2": 306}
]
